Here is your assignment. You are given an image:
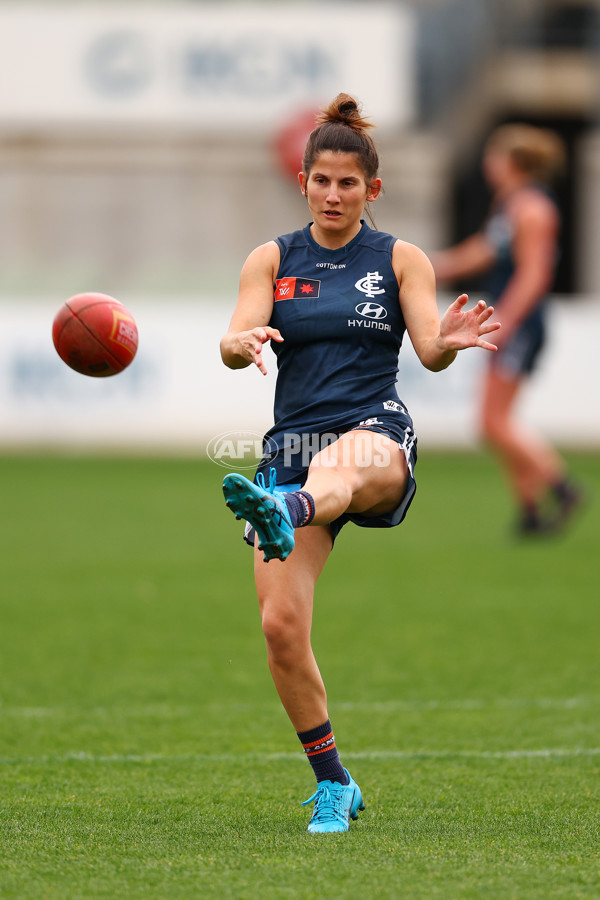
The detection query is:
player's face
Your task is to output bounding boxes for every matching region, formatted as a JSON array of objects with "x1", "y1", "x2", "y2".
[
  {"x1": 299, "y1": 151, "x2": 381, "y2": 238},
  {"x1": 483, "y1": 148, "x2": 516, "y2": 191}
]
